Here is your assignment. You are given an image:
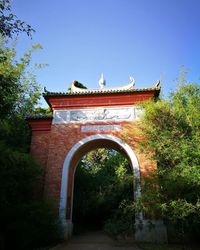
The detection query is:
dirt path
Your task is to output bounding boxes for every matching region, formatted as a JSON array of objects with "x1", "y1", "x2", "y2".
[{"x1": 50, "y1": 231, "x2": 142, "y2": 250}]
